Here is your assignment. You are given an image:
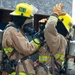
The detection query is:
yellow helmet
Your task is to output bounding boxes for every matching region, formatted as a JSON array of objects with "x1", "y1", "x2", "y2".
[
  {"x1": 10, "y1": 3, "x2": 38, "y2": 18},
  {"x1": 58, "y1": 13, "x2": 73, "y2": 33}
]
